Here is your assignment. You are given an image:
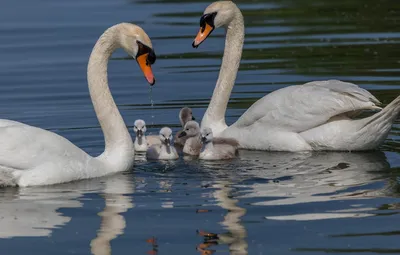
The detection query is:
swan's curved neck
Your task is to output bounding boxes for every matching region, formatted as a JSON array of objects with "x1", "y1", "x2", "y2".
[
  {"x1": 87, "y1": 26, "x2": 133, "y2": 159},
  {"x1": 202, "y1": 8, "x2": 244, "y2": 132},
  {"x1": 136, "y1": 135, "x2": 146, "y2": 146}
]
